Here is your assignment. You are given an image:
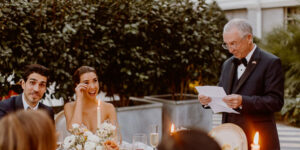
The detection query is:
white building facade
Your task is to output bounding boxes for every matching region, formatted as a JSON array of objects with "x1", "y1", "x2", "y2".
[{"x1": 206, "y1": 0, "x2": 300, "y2": 38}]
